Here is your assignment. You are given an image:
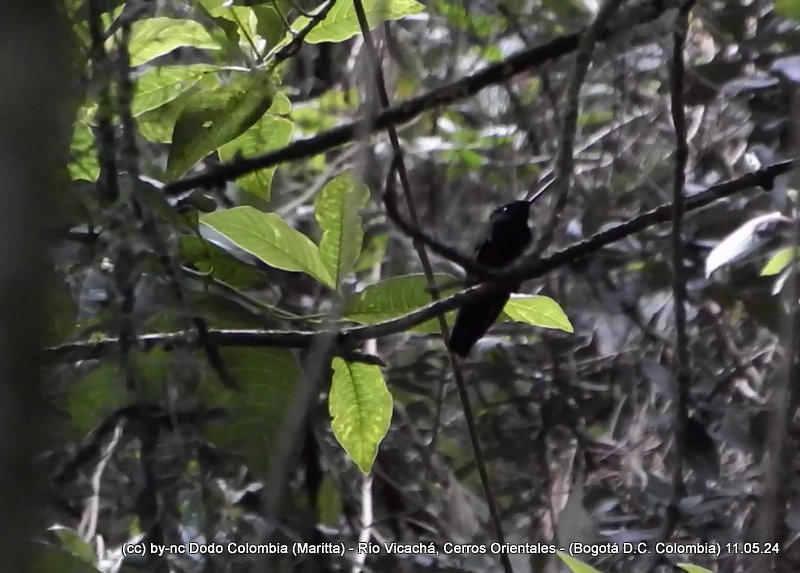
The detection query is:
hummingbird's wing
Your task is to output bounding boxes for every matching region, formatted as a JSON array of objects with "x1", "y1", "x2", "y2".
[
  {"x1": 448, "y1": 203, "x2": 532, "y2": 356},
  {"x1": 466, "y1": 221, "x2": 530, "y2": 283},
  {"x1": 447, "y1": 291, "x2": 510, "y2": 357}
]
